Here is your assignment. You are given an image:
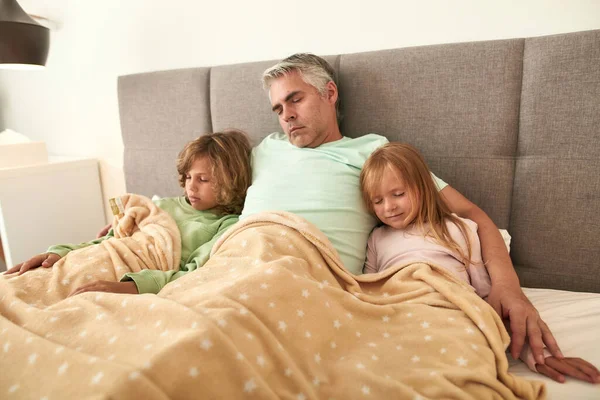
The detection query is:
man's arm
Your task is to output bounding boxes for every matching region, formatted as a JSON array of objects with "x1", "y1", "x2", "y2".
[
  {"x1": 440, "y1": 186, "x2": 518, "y2": 286},
  {"x1": 439, "y1": 185, "x2": 563, "y2": 365}
]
